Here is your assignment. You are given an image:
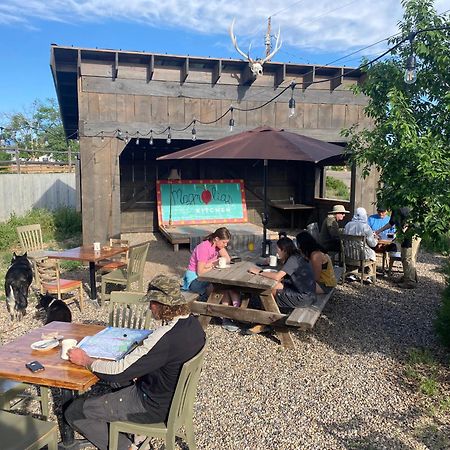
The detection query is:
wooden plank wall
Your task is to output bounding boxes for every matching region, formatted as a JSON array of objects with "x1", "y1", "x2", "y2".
[{"x1": 76, "y1": 57, "x2": 373, "y2": 240}]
